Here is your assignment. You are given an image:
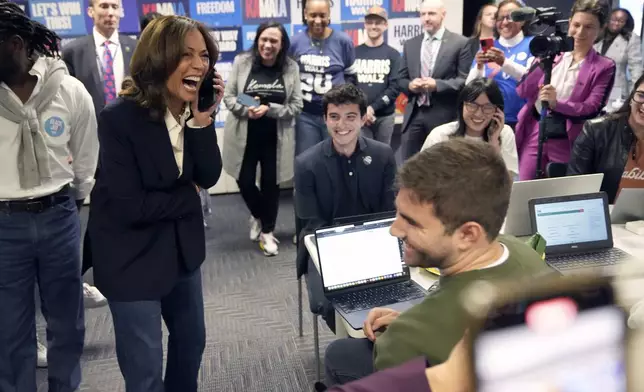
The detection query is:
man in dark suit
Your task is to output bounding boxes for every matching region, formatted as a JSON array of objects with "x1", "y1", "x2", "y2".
[
  {"x1": 398, "y1": 0, "x2": 469, "y2": 161},
  {"x1": 62, "y1": 0, "x2": 136, "y2": 117},
  {"x1": 295, "y1": 84, "x2": 396, "y2": 331}
]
